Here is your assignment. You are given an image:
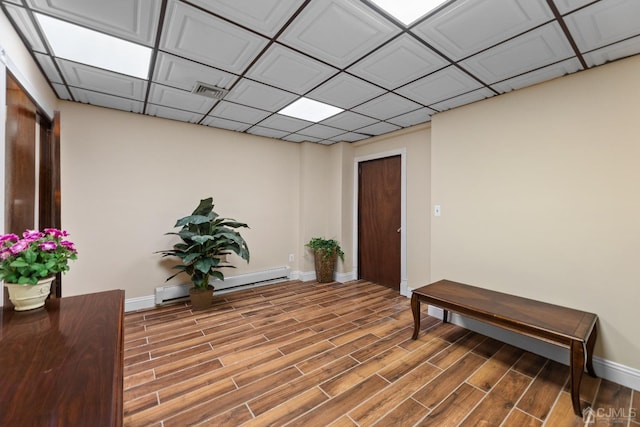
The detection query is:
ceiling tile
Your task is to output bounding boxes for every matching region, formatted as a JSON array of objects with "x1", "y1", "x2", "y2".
[
  {"x1": 153, "y1": 52, "x2": 238, "y2": 92},
  {"x1": 51, "y1": 83, "x2": 72, "y2": 100},
  {"x1": 320, "y1": 111, "x2": 378, "y2": 130},
  {"x1": 245, "y1": 43, "x2": 337, "y2": 94},
  {"x1": 553, "y1": 0, "x2": 595, "y2": 14},
  {"x1": 208, "y1": 101, "x2": 271, "y2": 123},
  {"x1": 412, "y1": 0, "x2": 553, "y2": 61},
  {"x1": 201, "y1": 116, "x2": 251, "y2": 132},
  {"x1": 146, "y1": 104, "x2": 203, "y2": 123},
  {"x1": 317, "y1": 140, "x2": 337, "y2": 146},
  {"x1": 459, "y1": 22, "x2": 575, "y2": 84},
  {"x1": 247, "y1": 126, "x2": 290, "y2": 139},
  {"x1": 4, "y1": 4, "x2": 47, "y2": 53},
  {"x1": 25, "y1": 0, "x2": 160, "y2": 45},
  {"x1": 429, "y1": 88, "x2": 495, "y2": 112},
  {"x1": 298, "y1": 123, "x2": 345, "y2": 139},
  {"x1": 307, "y1": 73, "x2": 386, "y2": 109},
  {"x1": 396, "y1": 66, "x2": 483, "y2": 106},
  {"x1": 258, "y1": 114, "x2": 312, "y2": 133},
  {"x1": 70, "y1": 88, "x2": 144, "y2": 113},
  {"x1": 34, "y1": 52, "x2": 63, "y2": 83},
  {"x1": 583, "y1": 35, "x2": 640, "y2": 67},
  {"x1": 329, "y1": 132, "x2": 369, "y2": 142},
  {"x1": 161, "y1": 0, "x2": 268, "y2": 73},
  {"x1": 564, "y1": 0, "x2": 640, "y2": 52},
  {"x1": 352, "y1": 92, "x2": 422, "y2": 120},
  {"x1": 3, "y1": 0, "x2": 638, "y2": 144},
  {"x1": 283, "y1": 134, "x2": 322, "y2": 143},
  {"x1": 347, "y1": 34, "x2": 448, "y2": 89},
  {"x1": 491, "y1": 58, "x2": 582, "y2": 92},
  {"x1": 185, "y1": 0, "x2": 305, "y2": 37},
  {"x1": 224, "y1": 79, "x2": 298, "y2": 112},
  {"x1": 356, "y1": 121, "x2": 400, "y2": 136},
  {"x1": 148, "y1": 84, "x2": 216, "y2": 113},
  {"x1": 57, "y1": 59, "x2": 147, "y2": 100},
  {"x1": 387, "y1": 108, "x2": 434, "y2": 127},
  {"x1": 279, "y1": 0, "x2": 400, "y2": 69}
]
